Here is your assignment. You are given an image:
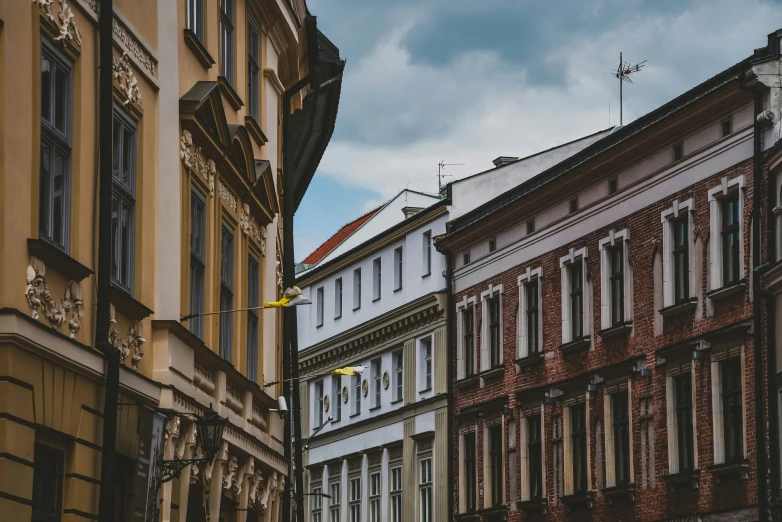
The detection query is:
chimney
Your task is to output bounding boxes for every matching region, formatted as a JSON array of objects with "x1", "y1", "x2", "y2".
[
  {"x1": 402, "y1": 206, "x2": 424, "y2": 219},
  {"x1": 492, "y1": 156, "x2": 519, "y2": 168}
]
